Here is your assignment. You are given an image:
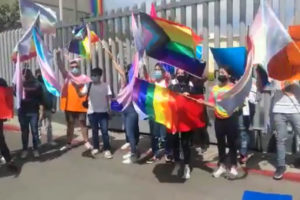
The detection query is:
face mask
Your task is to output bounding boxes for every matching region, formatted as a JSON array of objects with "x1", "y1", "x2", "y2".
[
  {"x1": 153, "y1": 70, "x2": 163, "y2": 80},
  {"x1": 177, "y1": 75, "x2": 187, "y2": 84},
  {"x1": 71, "y1": 67, "x2": 80, "y2": 75},
  {"x1": 91, "y1": 76, "x2": 100, "y2": 83},
  {"x1": 218, "y1": 75, "x2": 228, "y2": 83}
]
